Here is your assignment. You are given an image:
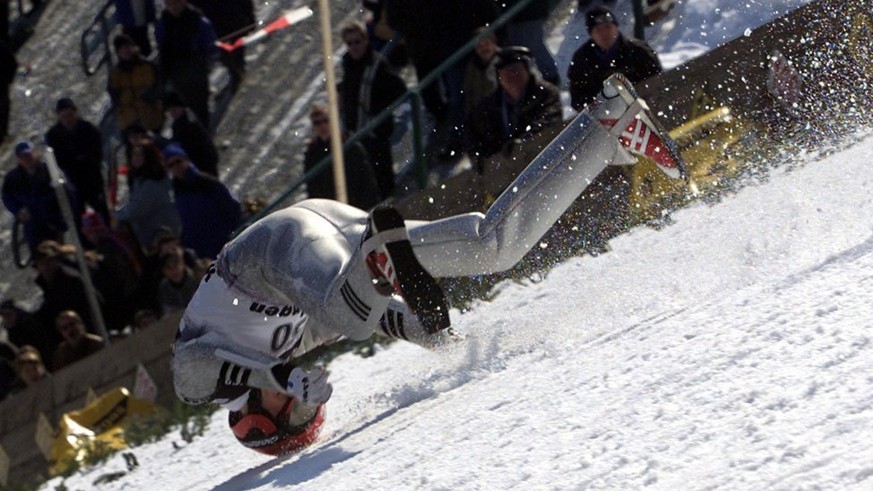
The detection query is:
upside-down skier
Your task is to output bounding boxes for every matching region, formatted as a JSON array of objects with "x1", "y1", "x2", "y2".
[{"x1": 172, "y1": 73, "x2": 686, "y2": 456}]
